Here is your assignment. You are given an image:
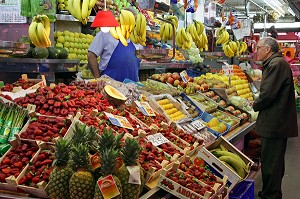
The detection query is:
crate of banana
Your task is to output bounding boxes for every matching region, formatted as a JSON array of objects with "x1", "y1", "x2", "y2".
[
  {"x1": 110, "y1": 9, "x2": 136, "y2": 47},
  {"x1": 215, "y1": 27, "x2": 230, "y2": 45},
  {"x1": 159, "y1": 16, "x2": 178, "y2": 41},
  {"x1": 67, "y1": 0, "x2": 97, "y2": 24},
  {"x1": 28, "y1": 15, "x2": 51, "y2": 48},
  {"x1": 196, "y1": 136, "x2": 254, "y2": 191},
  {"x1": 175, "y1": 28, "x2": 193, "y2": 50},
  {"x1": 186, "y1": 20, "x2": 208, "y2": 52},
  {"x1": 222, "y1": 40, "x2": 248, "y2": 58}
]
